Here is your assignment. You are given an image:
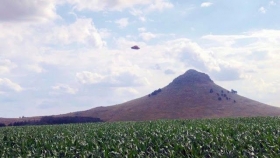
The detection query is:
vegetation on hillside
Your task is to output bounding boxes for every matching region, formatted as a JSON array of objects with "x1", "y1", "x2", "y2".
[
  {"x1": 0, "y1": 117, "x2": 280, "y2": 157},
  {"x1": 148, "y1": 88, "x2": 162, "y2": 97},
  {"x1": 0, "y1": 123, "x2": 5, "y2": 127},
  {"x1": 0, "y1": 116, "x2": 102, "y2": 127}
]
